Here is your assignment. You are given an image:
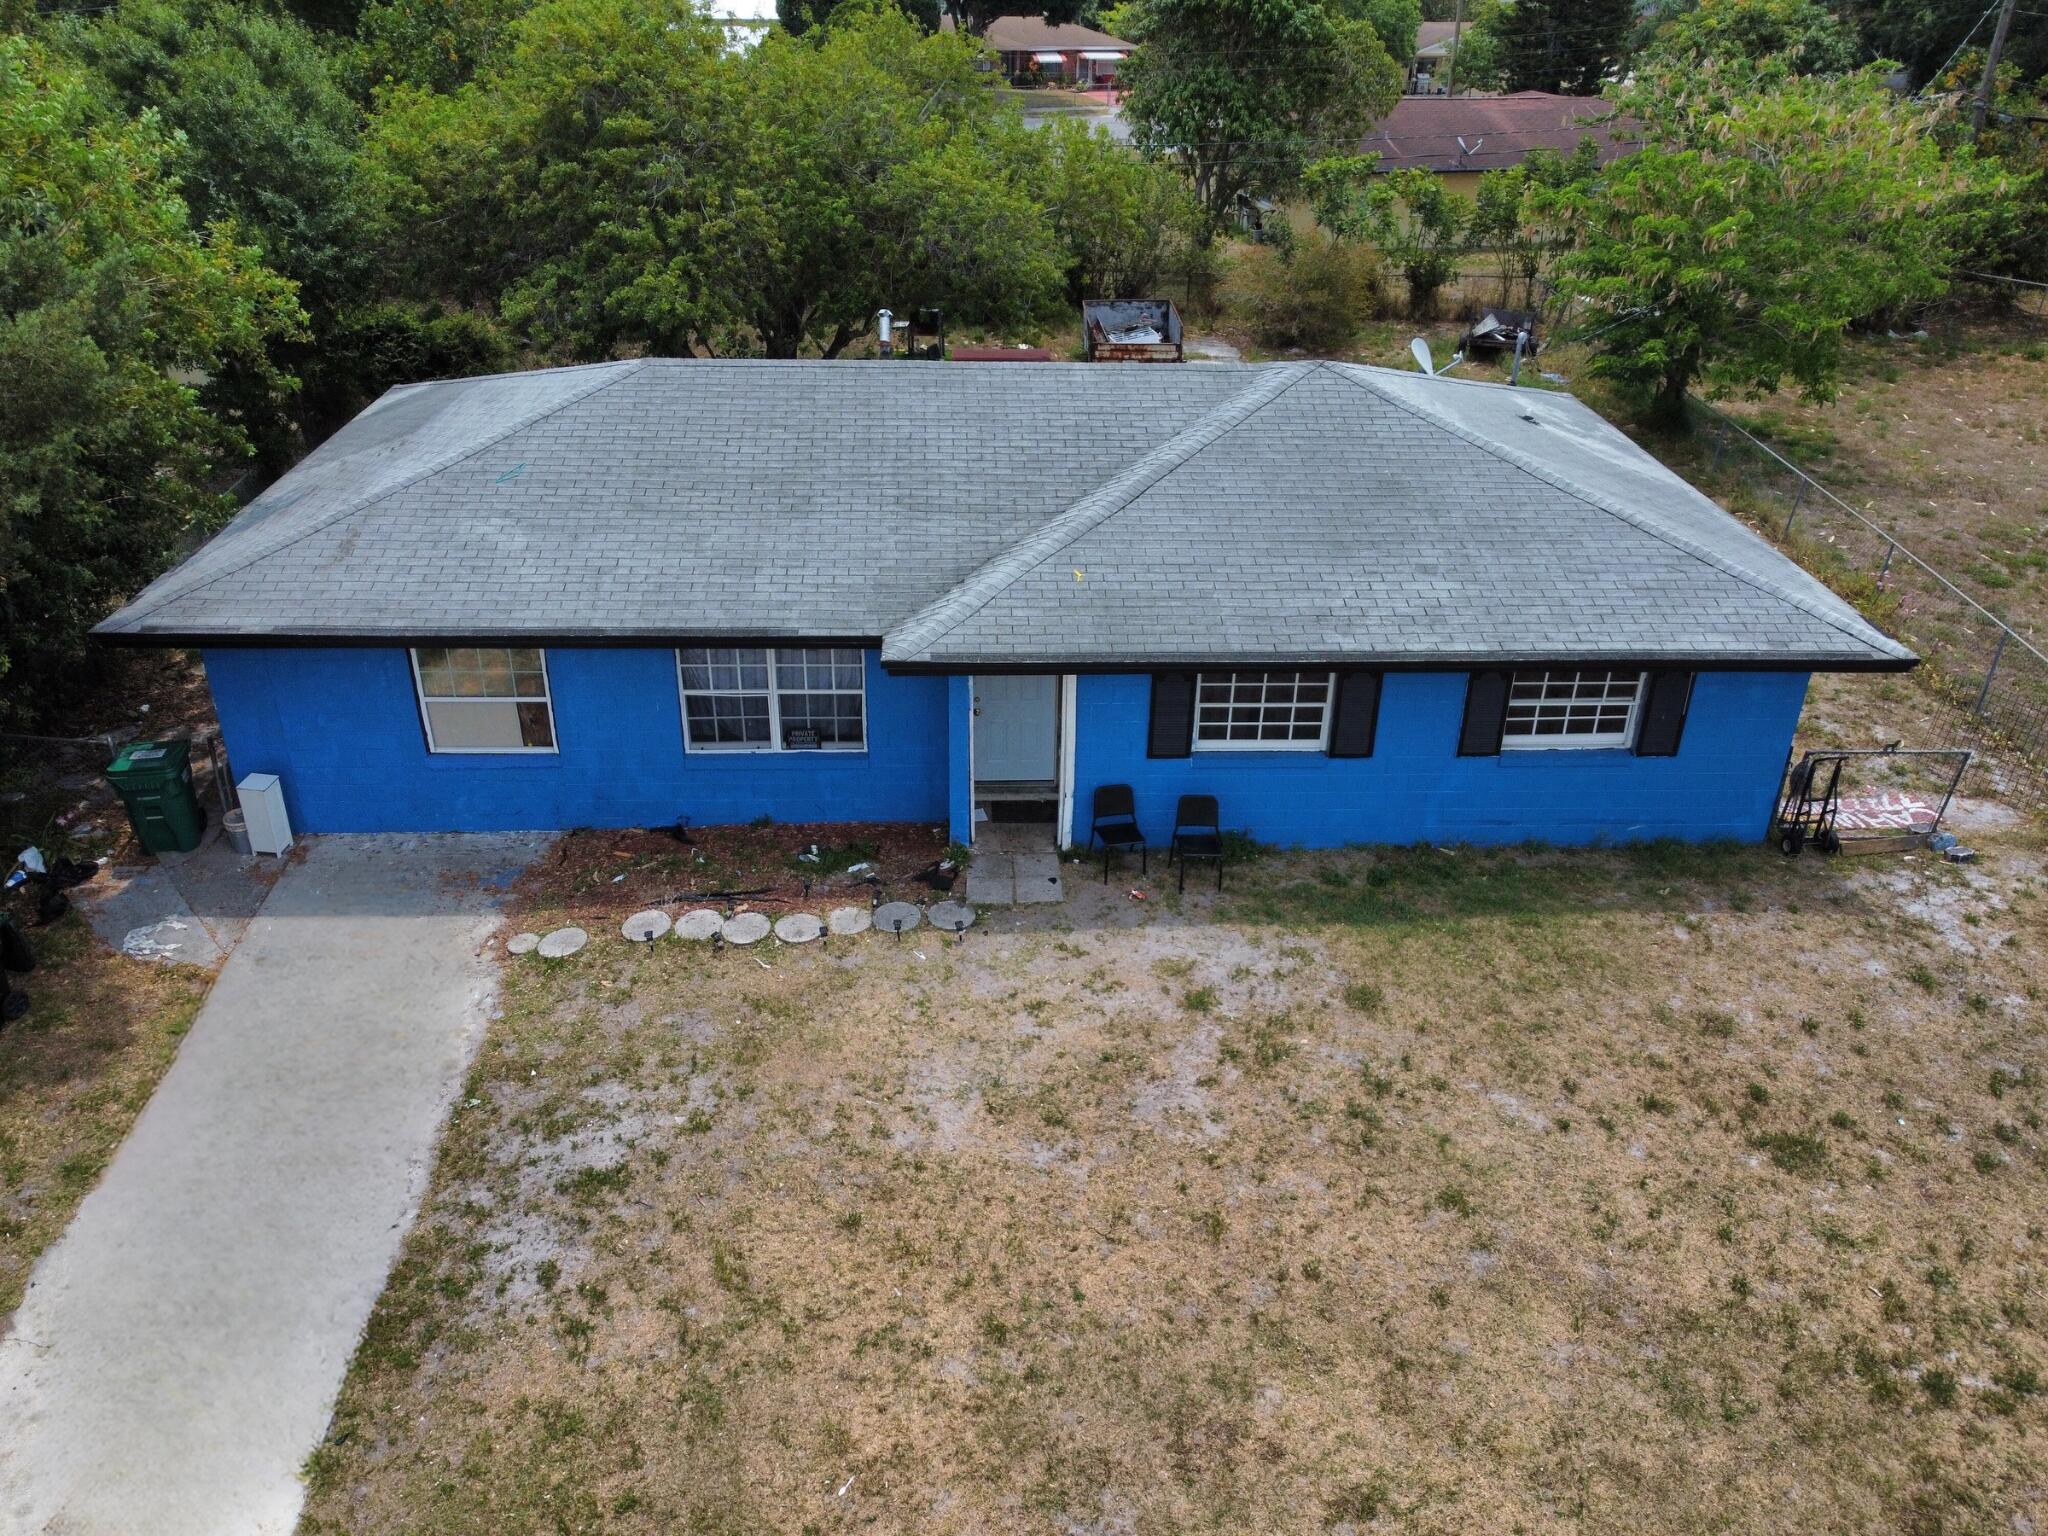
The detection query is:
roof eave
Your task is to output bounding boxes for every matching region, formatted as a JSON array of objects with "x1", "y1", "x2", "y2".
[
  {"x1": 90, "y1": 624, "x2": 888, "y2": 650},
  {"x1": 879, "y1": 649, "x2": 1920, "y2": 676}
]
